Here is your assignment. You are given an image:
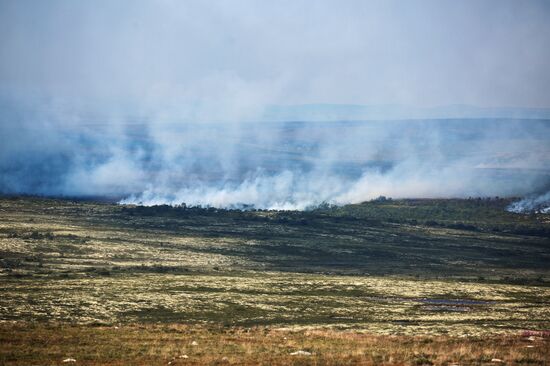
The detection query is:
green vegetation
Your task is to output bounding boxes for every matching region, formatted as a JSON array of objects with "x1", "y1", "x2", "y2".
[
  {"x1": 0, "y1": 196, "x2": 549, "y2": 364},
  {"x1": 1, "y1": 196, "x2": 548, "y2": 281},
  {"x1": 324, "y1": 197, "x2": 550, "y2": 236}
]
